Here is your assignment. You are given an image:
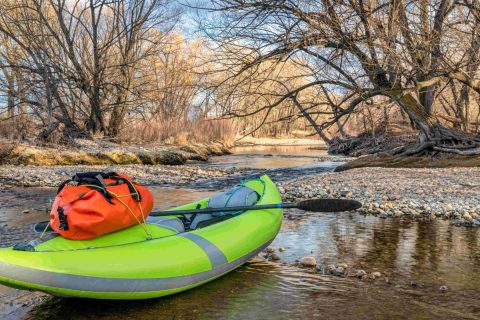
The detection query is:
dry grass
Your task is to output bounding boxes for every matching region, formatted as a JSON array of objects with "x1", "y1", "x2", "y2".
[
  {"x1": 119, "y1": 118, "x2": 236, "y2": 146},
  {"x1": 0, "y1": 143, "x2": 190, "y2": 166}
]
